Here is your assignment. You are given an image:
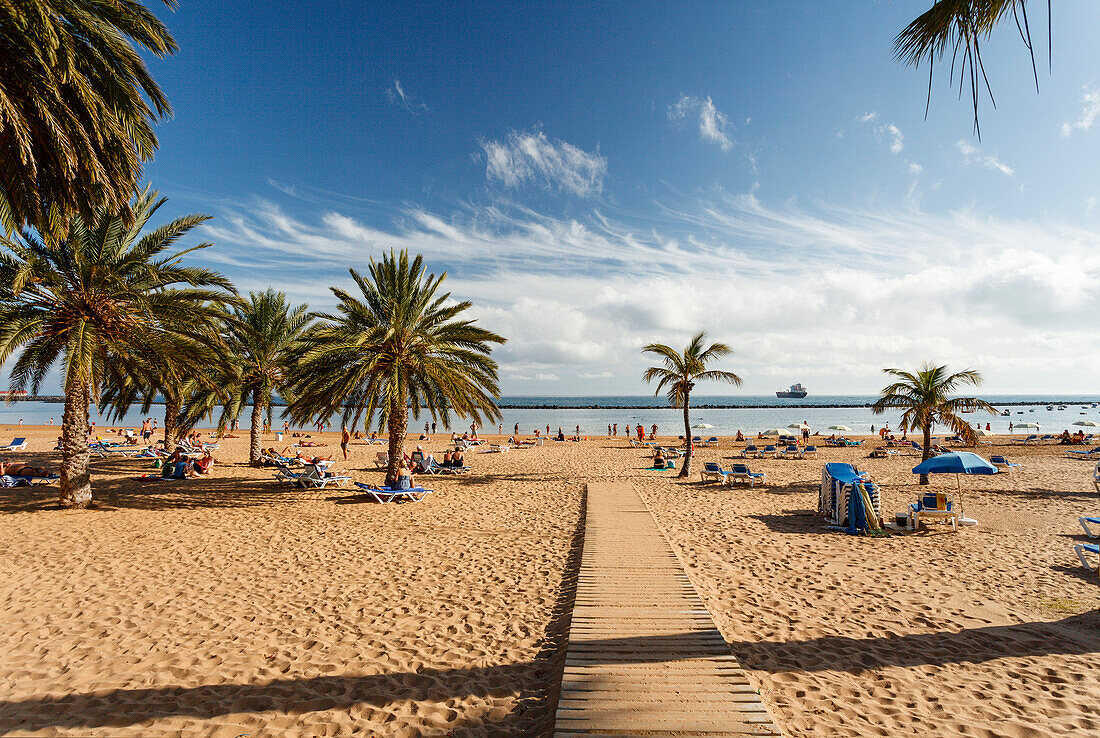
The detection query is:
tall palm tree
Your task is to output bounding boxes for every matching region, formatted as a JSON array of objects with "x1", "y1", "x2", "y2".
[
  {"x1": 287, "y1": 250, "x2": 505, "y2": 486},
  {"x1": 642, "y1": 332, "x2": 742, "y2": 478},
  {"x1": 0, "y1": 0, "x2": 179, "y2": 235},
  {"x1": 895, "y1": 1, "x2": 1051, "y2": 136},
  {"x1": 183, "y1": 291, "x2": 311, "y2": 465},
  {"x1": 0, "y1": 190, "x2": 235, "y2": 508},
  {"x1": 872, "y1": 362, "x2": 996, "y2": 484}
]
